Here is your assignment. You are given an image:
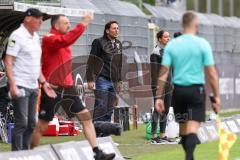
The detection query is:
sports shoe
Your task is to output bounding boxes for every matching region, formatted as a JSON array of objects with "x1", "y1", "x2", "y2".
[
  {"x1": 151, "y1": 137, "x2": 166, "y2": 144},
  {"x1": 160, "y1": 136, "x2": 178, "y2": 144},
  {"x1": 94, "y1": 150, "x2": 116, "y2": 160}
]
